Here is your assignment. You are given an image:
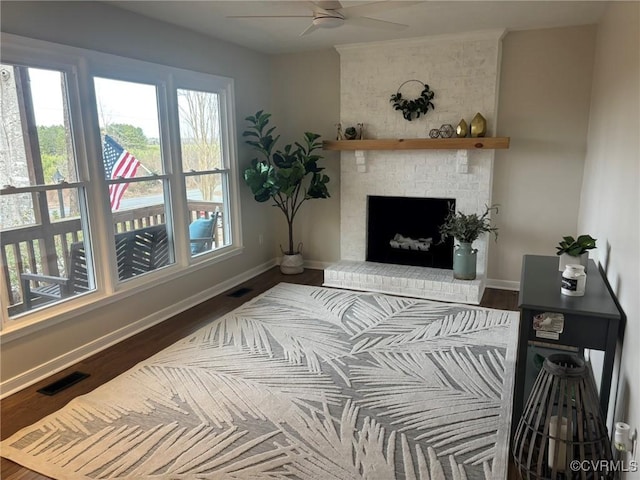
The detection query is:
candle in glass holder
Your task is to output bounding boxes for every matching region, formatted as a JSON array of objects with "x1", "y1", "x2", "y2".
[{"x1": 548, "y1": 415, "x2": 568, "y2": 471}]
